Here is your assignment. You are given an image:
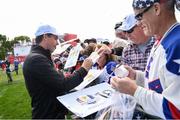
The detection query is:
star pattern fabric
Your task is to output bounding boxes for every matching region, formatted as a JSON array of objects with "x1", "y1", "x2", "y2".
[
  {"x1": 132, "y1": 0, "x2": 159, "y2": 9},
  {"x1": 133, "y1": 0, "x2": 180, "y2": 11}
]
